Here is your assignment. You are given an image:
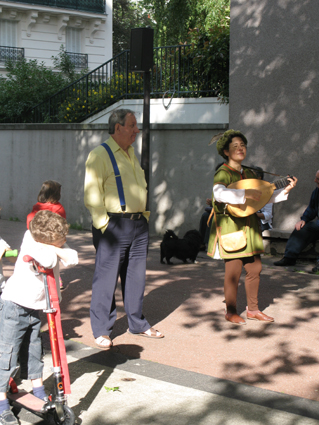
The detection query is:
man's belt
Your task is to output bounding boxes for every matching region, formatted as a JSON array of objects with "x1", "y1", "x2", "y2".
[{"x1": 108, "y1": 212, "x2": 143, "y2": 220}]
